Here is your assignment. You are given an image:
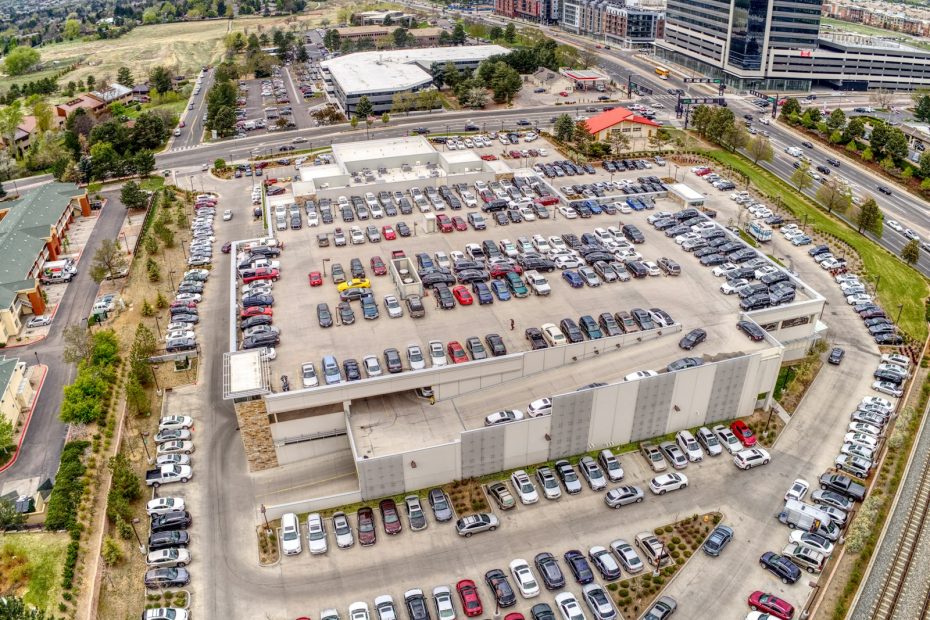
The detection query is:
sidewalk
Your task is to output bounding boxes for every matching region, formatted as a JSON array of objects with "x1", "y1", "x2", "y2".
[{"x1": 0, "y1": 364, "x2": 49, "y2": 474}]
